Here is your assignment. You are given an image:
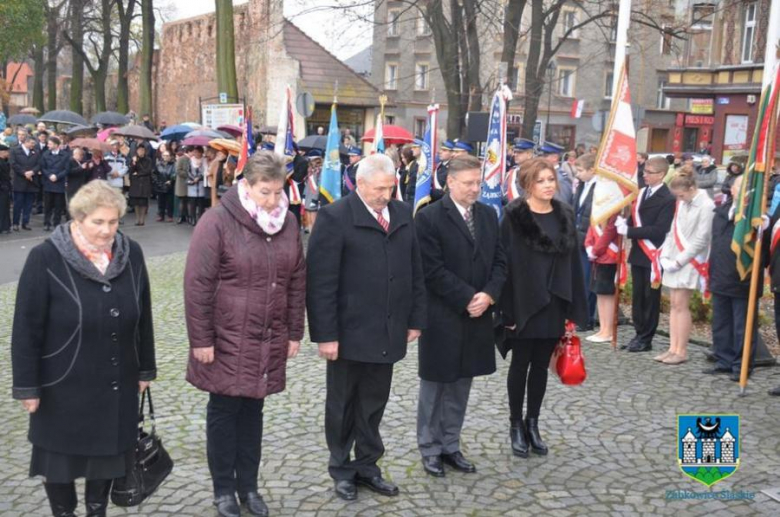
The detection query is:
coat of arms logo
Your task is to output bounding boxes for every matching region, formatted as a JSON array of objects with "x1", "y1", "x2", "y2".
[{"x1": 678, "y1": 414, "x2": 740, "y2": 487}]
